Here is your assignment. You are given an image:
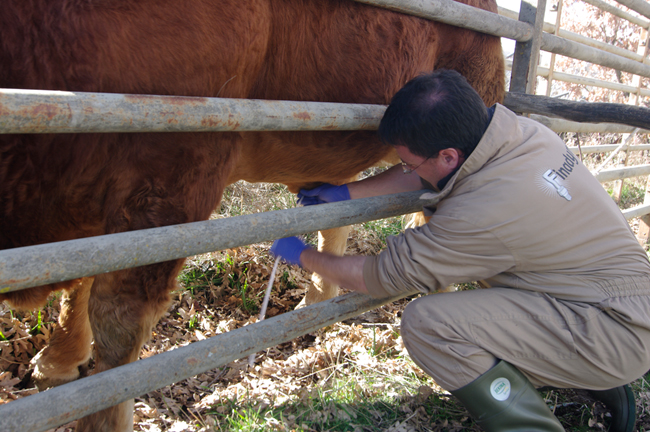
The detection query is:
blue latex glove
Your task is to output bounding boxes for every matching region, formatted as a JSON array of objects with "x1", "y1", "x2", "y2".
[
  {"x1": 297, "y1": 183, "x2": 350, "y2": 206},
  {"x1": 270, "y1": 236, "x2": 311, "y2": 266}
]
